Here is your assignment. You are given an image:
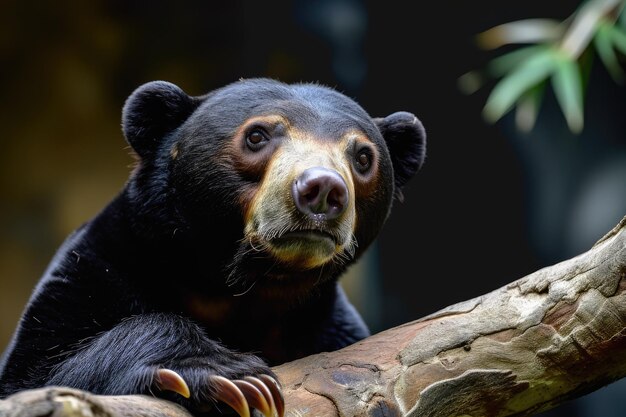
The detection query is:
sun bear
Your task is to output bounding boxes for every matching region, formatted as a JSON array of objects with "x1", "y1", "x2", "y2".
[{"x1": 0, "y1": 78, "x2": 426, "y2": 416}]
